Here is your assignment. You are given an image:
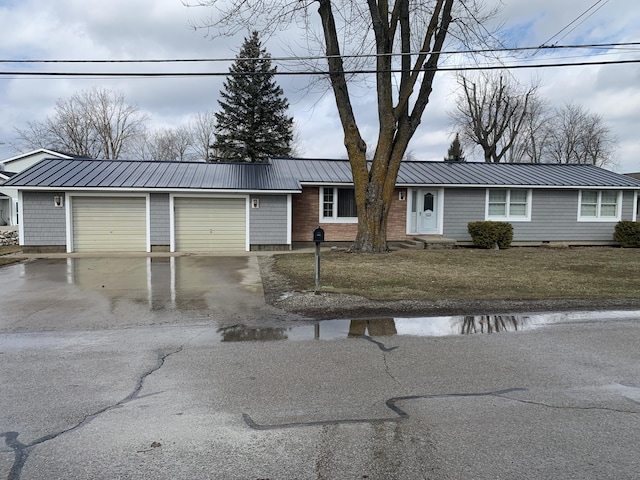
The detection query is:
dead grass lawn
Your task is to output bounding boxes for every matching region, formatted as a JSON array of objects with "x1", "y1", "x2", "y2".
[{"x1": 272, "y1": 247, "x2": 640, "y2": 301}]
